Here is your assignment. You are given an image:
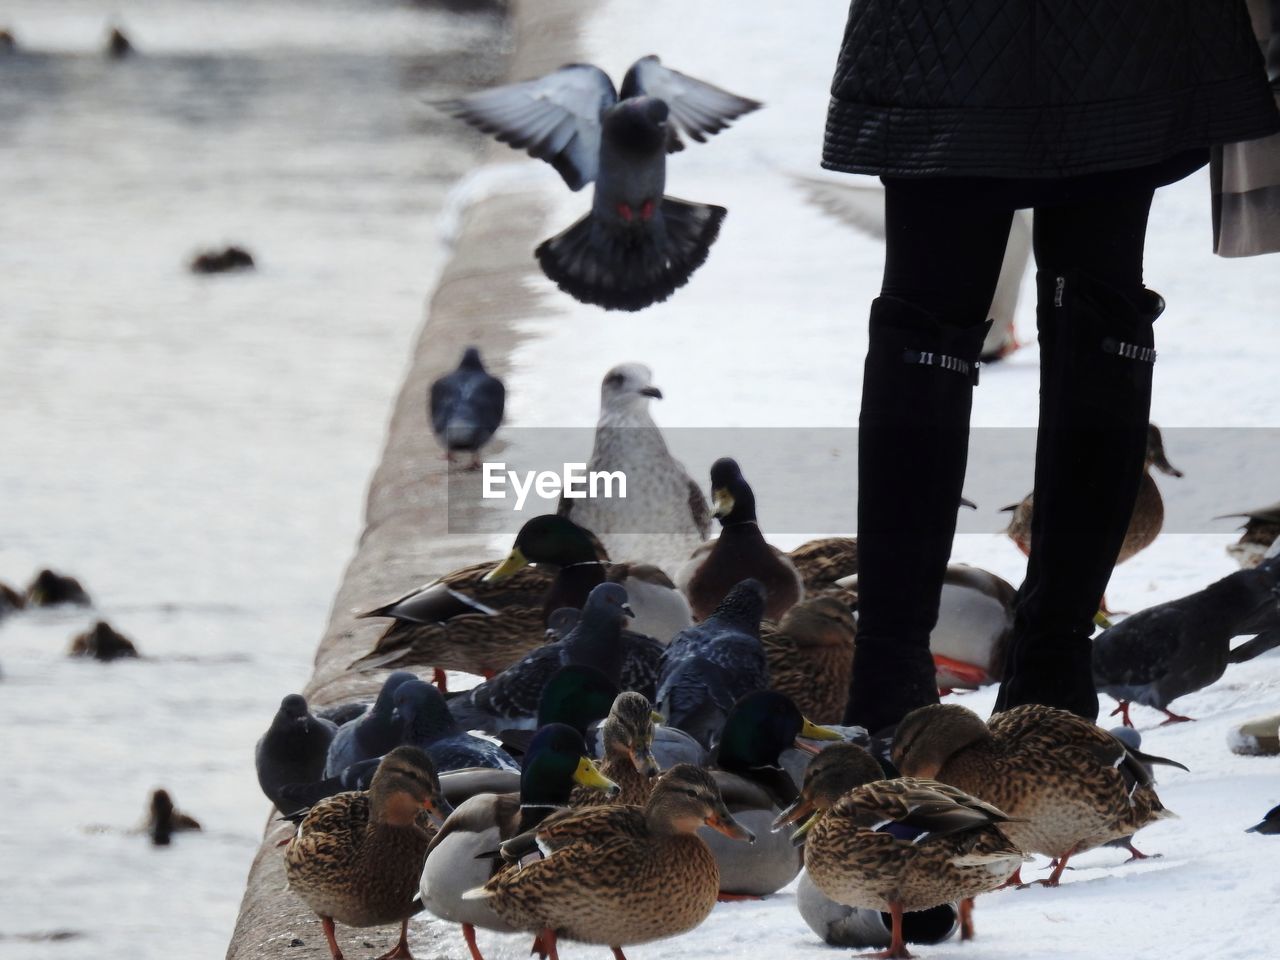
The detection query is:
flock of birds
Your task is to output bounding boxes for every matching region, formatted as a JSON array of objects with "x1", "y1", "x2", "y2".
[{"x1": 252, "y1": 348, "x2": 1280, "y2": 960}]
